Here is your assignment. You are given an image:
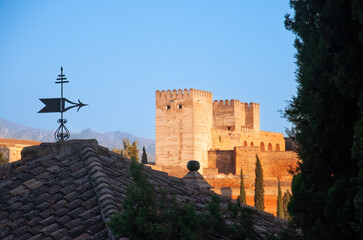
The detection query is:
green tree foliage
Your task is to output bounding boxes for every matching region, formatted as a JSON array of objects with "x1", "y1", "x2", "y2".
[
  {"x1": 284, "y1": 0, "x2": 363, "y2": 239},
  {"x1": 141, "y1": 146, "x2": 148, "y2": 164},
  {"x1": 282, "y1": 190, "x2": 292, "y2": 220},
  {"x1": 108, "y1": 159, "x2": 259, "y2": 239},
  {"x1": 276, "y1": 178, "x2": 284, "y2": 219},
  {"x1": 254, "y1": 154, "x2": 264, "y2": 211},
  {"x1": 238, "y1": 168, "x2": 247, "y2": 205},
  {"x1": 354, "y1": 89, "x2": 363, "y2": 237},
  {"x1": 107, "y1": 159, "x2": 159, "y2": 239}
]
